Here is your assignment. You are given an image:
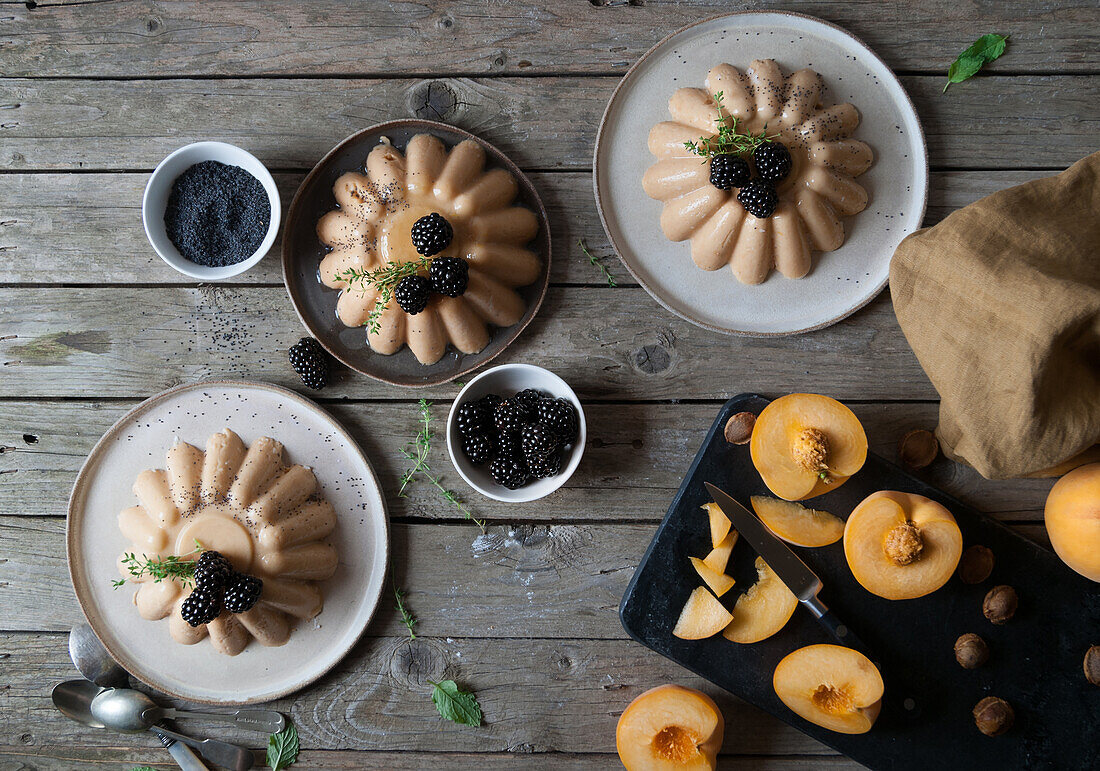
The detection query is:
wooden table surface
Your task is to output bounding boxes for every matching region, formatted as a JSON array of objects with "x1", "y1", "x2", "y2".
[{"x1": 1, "y1": 1, "x2": 1096, "y2": 769}]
